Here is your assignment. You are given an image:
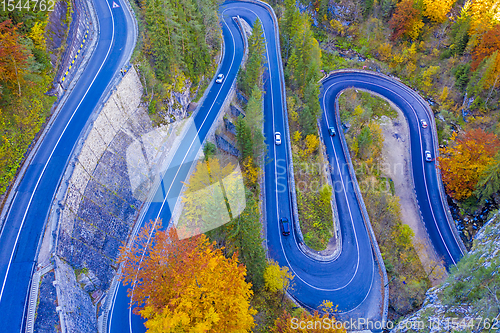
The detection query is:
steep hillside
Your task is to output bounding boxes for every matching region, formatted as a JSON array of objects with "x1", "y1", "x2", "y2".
[
  {"x1": 393, "y1": 213, "x2": 500, "y2": 331},
  {"x1": 131, "y1": 0, "x2": 221, "y2": 125},
  {"x1": 0, "y1": 4, "x2": 70, "y2": 197}
]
